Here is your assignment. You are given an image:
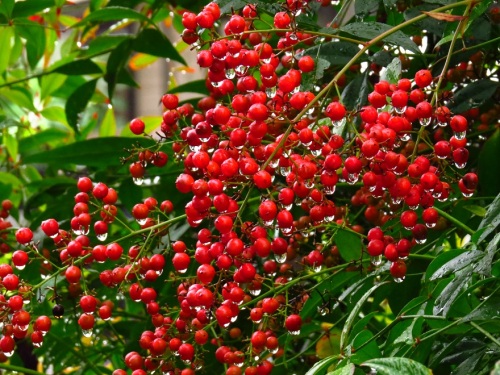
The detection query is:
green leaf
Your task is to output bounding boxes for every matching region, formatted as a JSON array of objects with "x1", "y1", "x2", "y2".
[
  {"x1": 305, "y1": 355, "x2": 339, "y2": 375},
  {"x1": 381, "y1": 57, "x2": 401, "y2": 84},
  {"x1": 351, "y1": 330, "x2": 382, "y2": 363},
  {"x1": 0, "y1": 27, "x2": 13, "y2": 74},
  {"x1": 40, "y1": 106, "x2": 70, "y2": 126},
  {"x1": 433, "y1": 268, "x2": 471, "y2": 315},
  {"x1": 335, "y1": 229, "x2": 363, "y2": 262},
  {"x1": 341, "y1": 71, "x2": 369, "y2": 111},
  {"x1": 14, "y1": 20, "x2": 46, "y2": 69},
  {"x1": 0, "y1": 87, "x2": 36, "y2": 112},
  {"x1": 0, "y1": 172, "x2": 23, "y2": 206},
  {"x1": 12, "y1": 0, "x2": 55, "y2": 18},
  {"x1": 52, "y1": 59, "x2": 103, "y2": 75},
  {"x1": 79, "y1": 35, "x2": 131, "y2": 58},
  {"x1": 340, "y1": 282, "x2": 389, "y2": 350},
  {"x1": 340, "y1": 22, "x2": 420, "y2": 54},
  {"x1": 462, "y1": 205, "x2": 487, "y2": 217},
  {"x1": 99, "y1": 107, "x2": 116, "y2": 137},
  {"x1": 133, "y1": 28, "x2": 185, "y2": 65},
  {"x1": 40, "y1": 73, "x2": 67, "y2": 101},
  {"x1": 3, "y1": 131, "x2": 18, "y2": 162},
  {"x1": 449, "y1": 79, "x2": 499, "y2": 114},
  {"x1": 105, "y1": 38, "x2": 133, "y2": 99},
  {"x1": 120, "y1": 116, "x2": 162, "y2": 137},
  {"x1": 478, "y1": 130, "x2": 500, "y2": 198},
  {"x1": 477, "y1": 192, "x2": 500, "y2": 243},
  {"x1": 23, "y1": 137, "x2": 155, "y2": 167},
  {"x1": 327, "y1": 363, "x2": 355, "y2": 375},
  {"x1": 0, "y1": 0, "x2": 14, "y2": 18},
  {"x1": 168, "y1": 79, "x2": 209, "y2": 95},
  {"x1": 71, "y1": 6, "x2": 154, "y2": 28},
  {"x1": 355, "y1": 0, "x2": 379, "y2": 15},
  {"x1": 362, "y1": 357, "x2": 432, "y2": 375},
  {"x1": 305, "y1": 41, "x2": 366, "y2": 66},
  {"x1": 65, "y1": 79, "x2": 98, "y2": 133},
  {"x1": 427, "y1": 250, "x2": 483, "y2": 281}
]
